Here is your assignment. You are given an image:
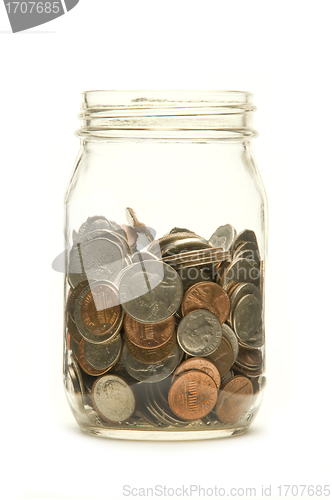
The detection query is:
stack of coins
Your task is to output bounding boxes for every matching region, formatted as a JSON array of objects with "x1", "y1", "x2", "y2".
[{"x1": 64, "y1": 212, "x2": 265, "y2": 429}]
